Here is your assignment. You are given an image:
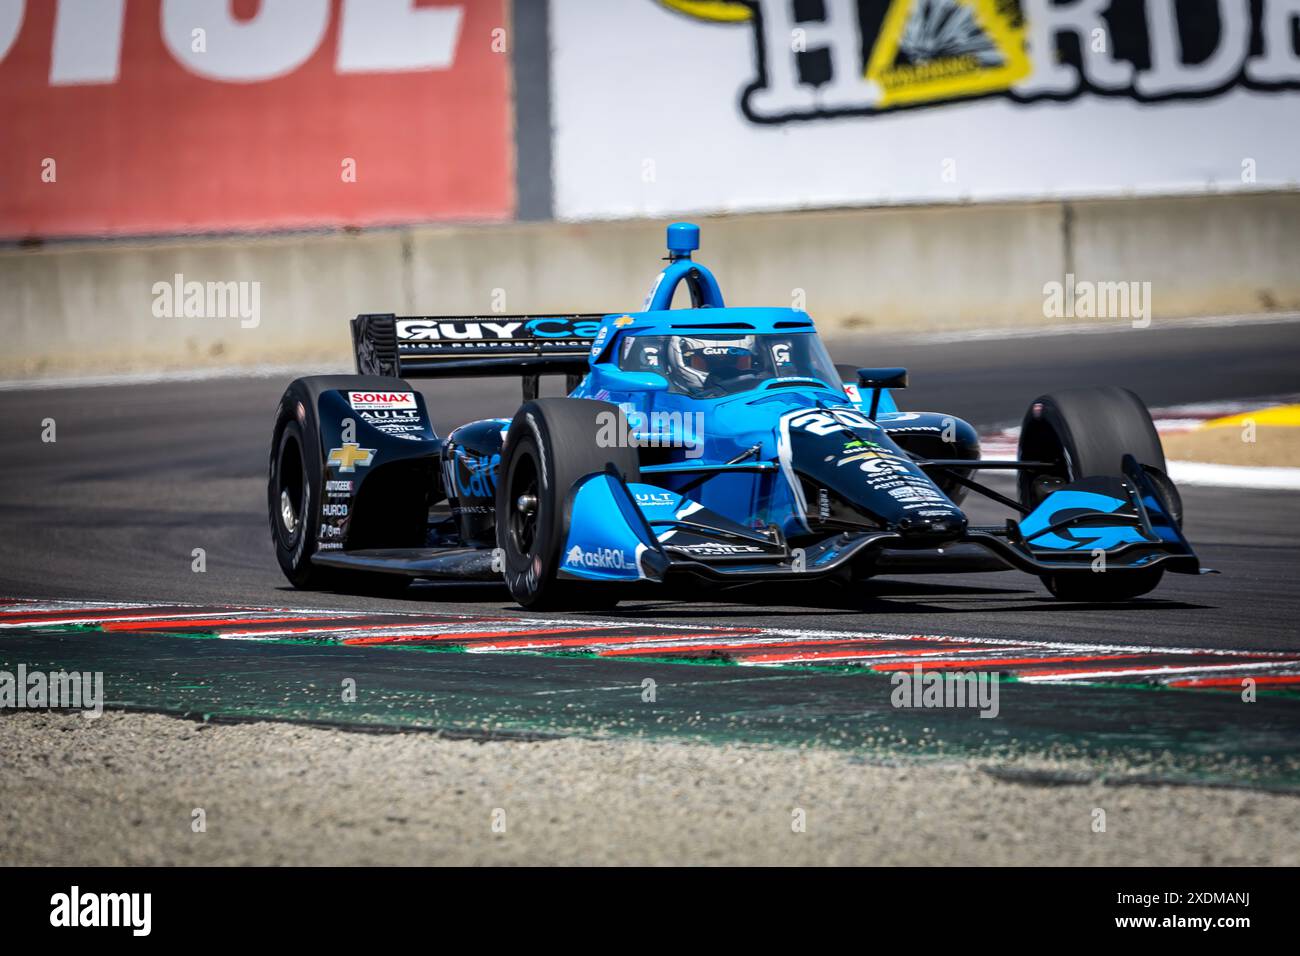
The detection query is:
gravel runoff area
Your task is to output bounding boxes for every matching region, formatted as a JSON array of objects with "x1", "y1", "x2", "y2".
[
  {"x1": 1162, "y1": 426, "x2": 1299, "y2": 468},
  {"x1": 2, "y1": 711, "x2": 1297, "y2": 866}
]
